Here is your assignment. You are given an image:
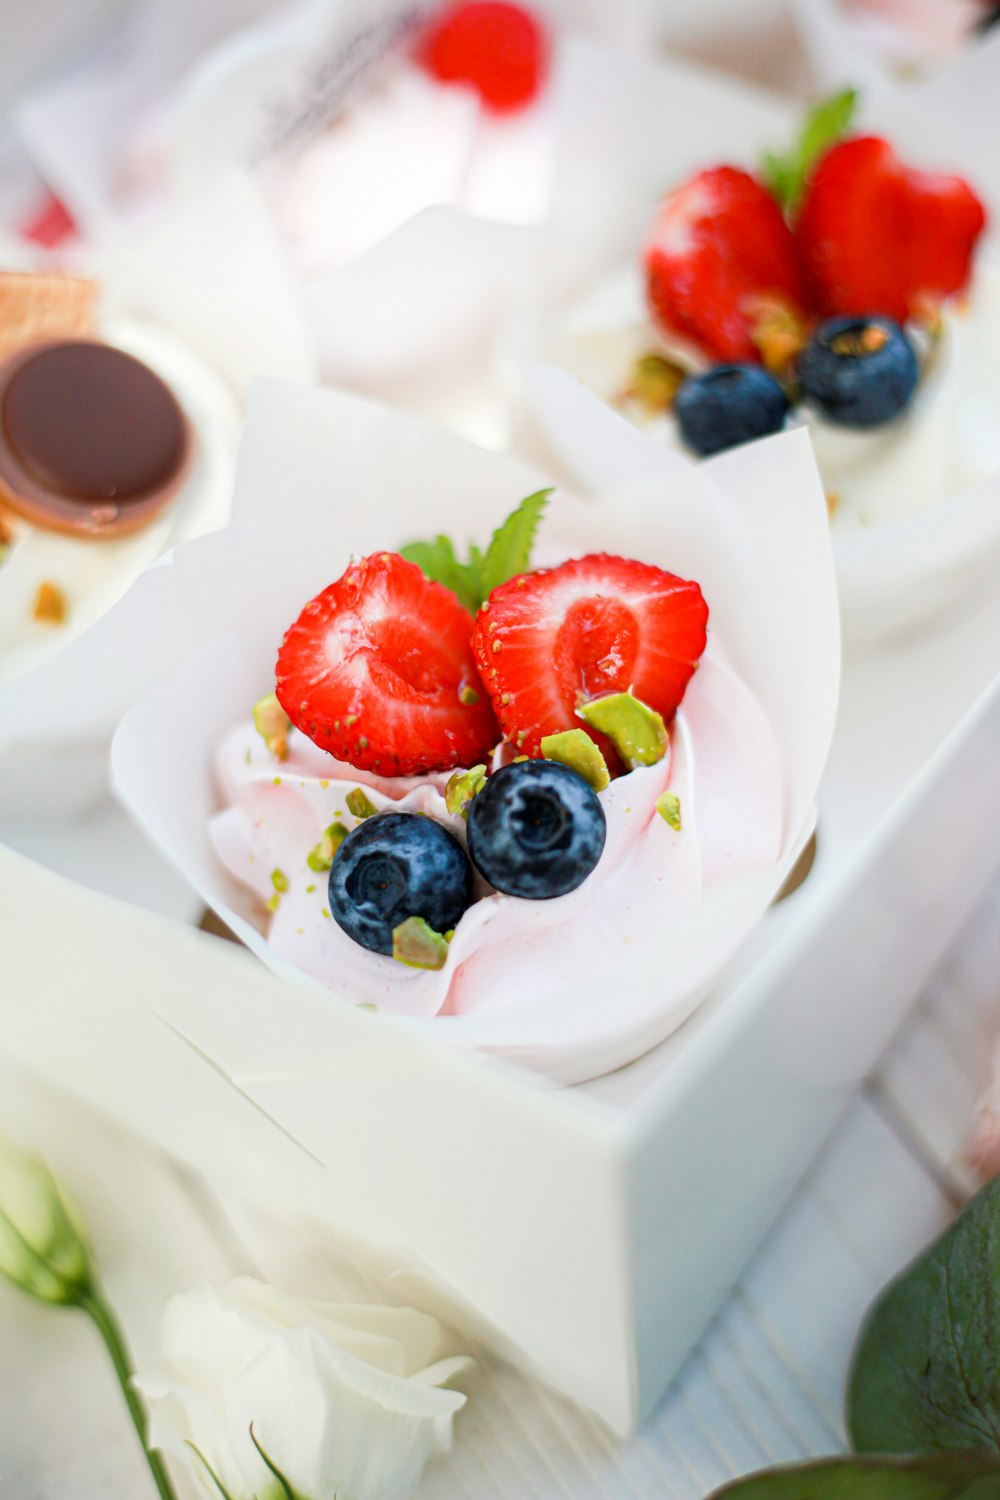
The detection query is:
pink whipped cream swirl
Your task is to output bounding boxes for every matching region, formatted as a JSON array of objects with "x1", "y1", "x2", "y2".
[{"x1": 210, "y1": 643, "x2": 784, "y2": 1021}]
